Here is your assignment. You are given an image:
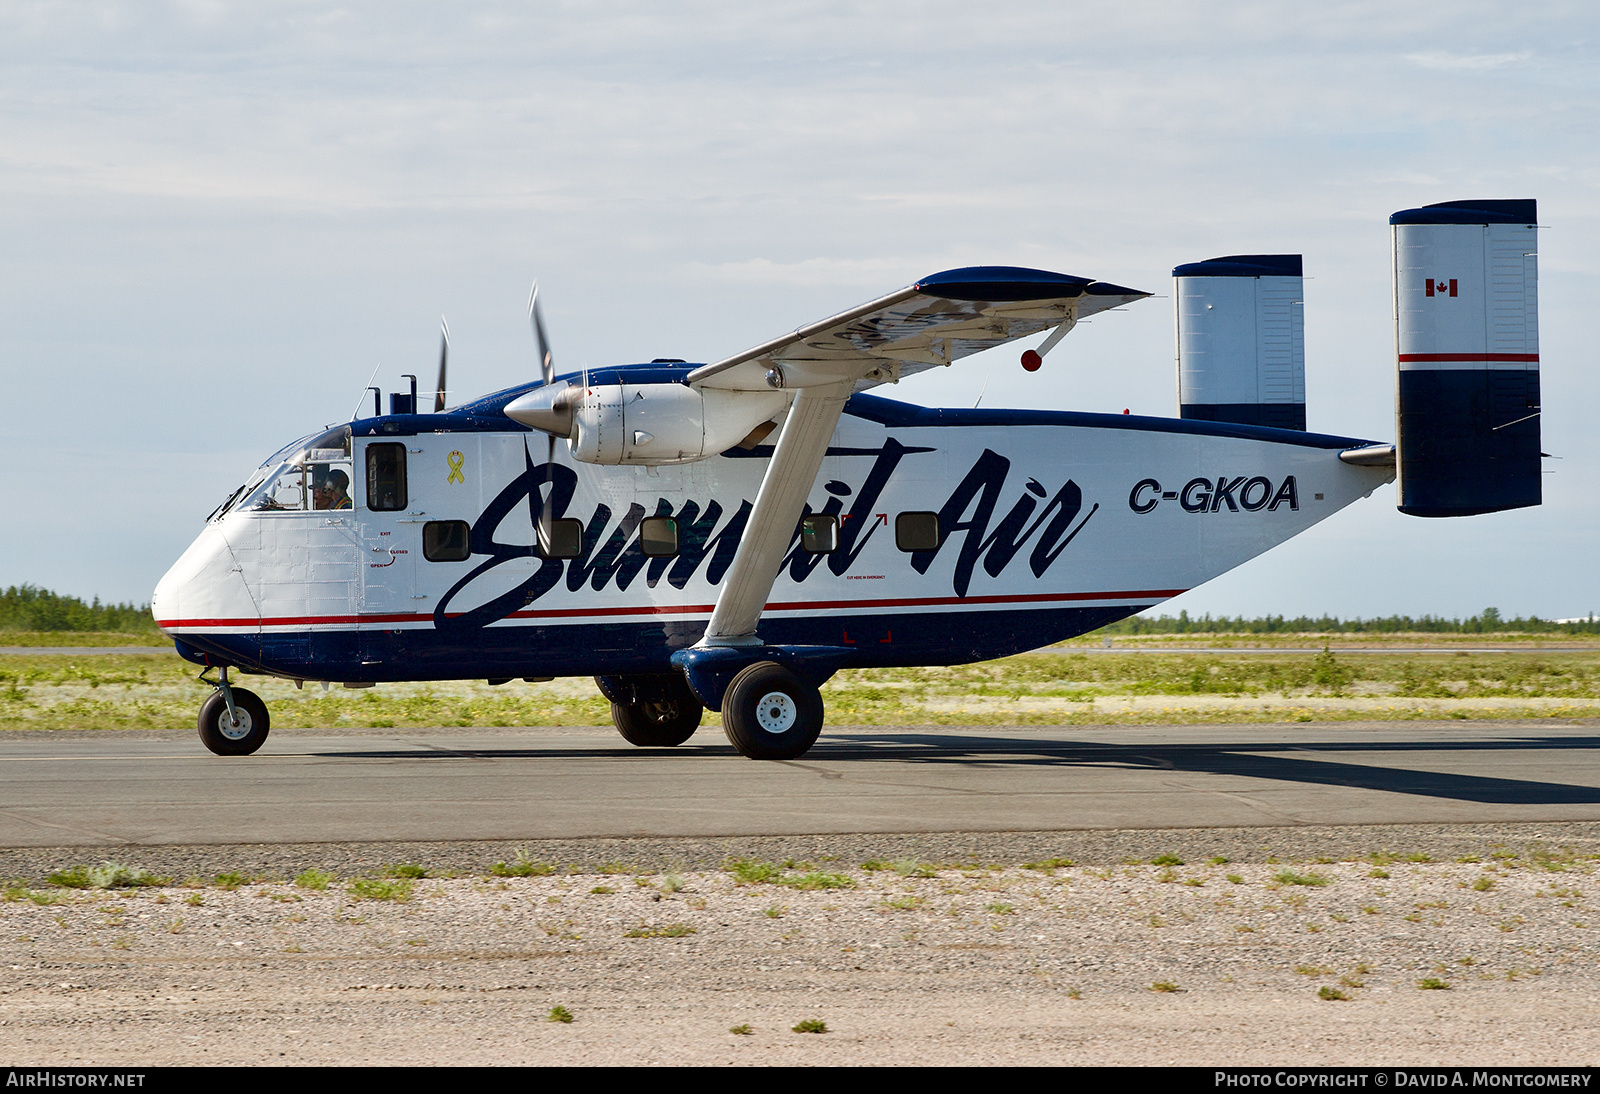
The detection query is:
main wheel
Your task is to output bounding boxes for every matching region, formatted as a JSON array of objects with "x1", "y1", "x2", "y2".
[
  {"x1": 721, "y1": 661, "x2": 824, "y2": 761},
  {"x1": 610, "y1": 675, "x2": 703, "y2": 747},
  {"x1": 198, "y1": 688, "x2": 270, "y2": 756}
]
